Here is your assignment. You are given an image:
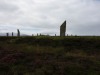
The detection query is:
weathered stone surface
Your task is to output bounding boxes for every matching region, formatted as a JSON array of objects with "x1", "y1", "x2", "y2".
[
  {"x1": 6, "y1": 33, "x2": 9, "y2": 37},
  {"x1": 17, "y1": 29, "x2": 20, "y2": 37},
  {"x1": 60, "y1": 21, "x2": 66, "y2": 36},
  {"x1": 12, "y1": 32, "x2": 13, "y2": 37}
]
